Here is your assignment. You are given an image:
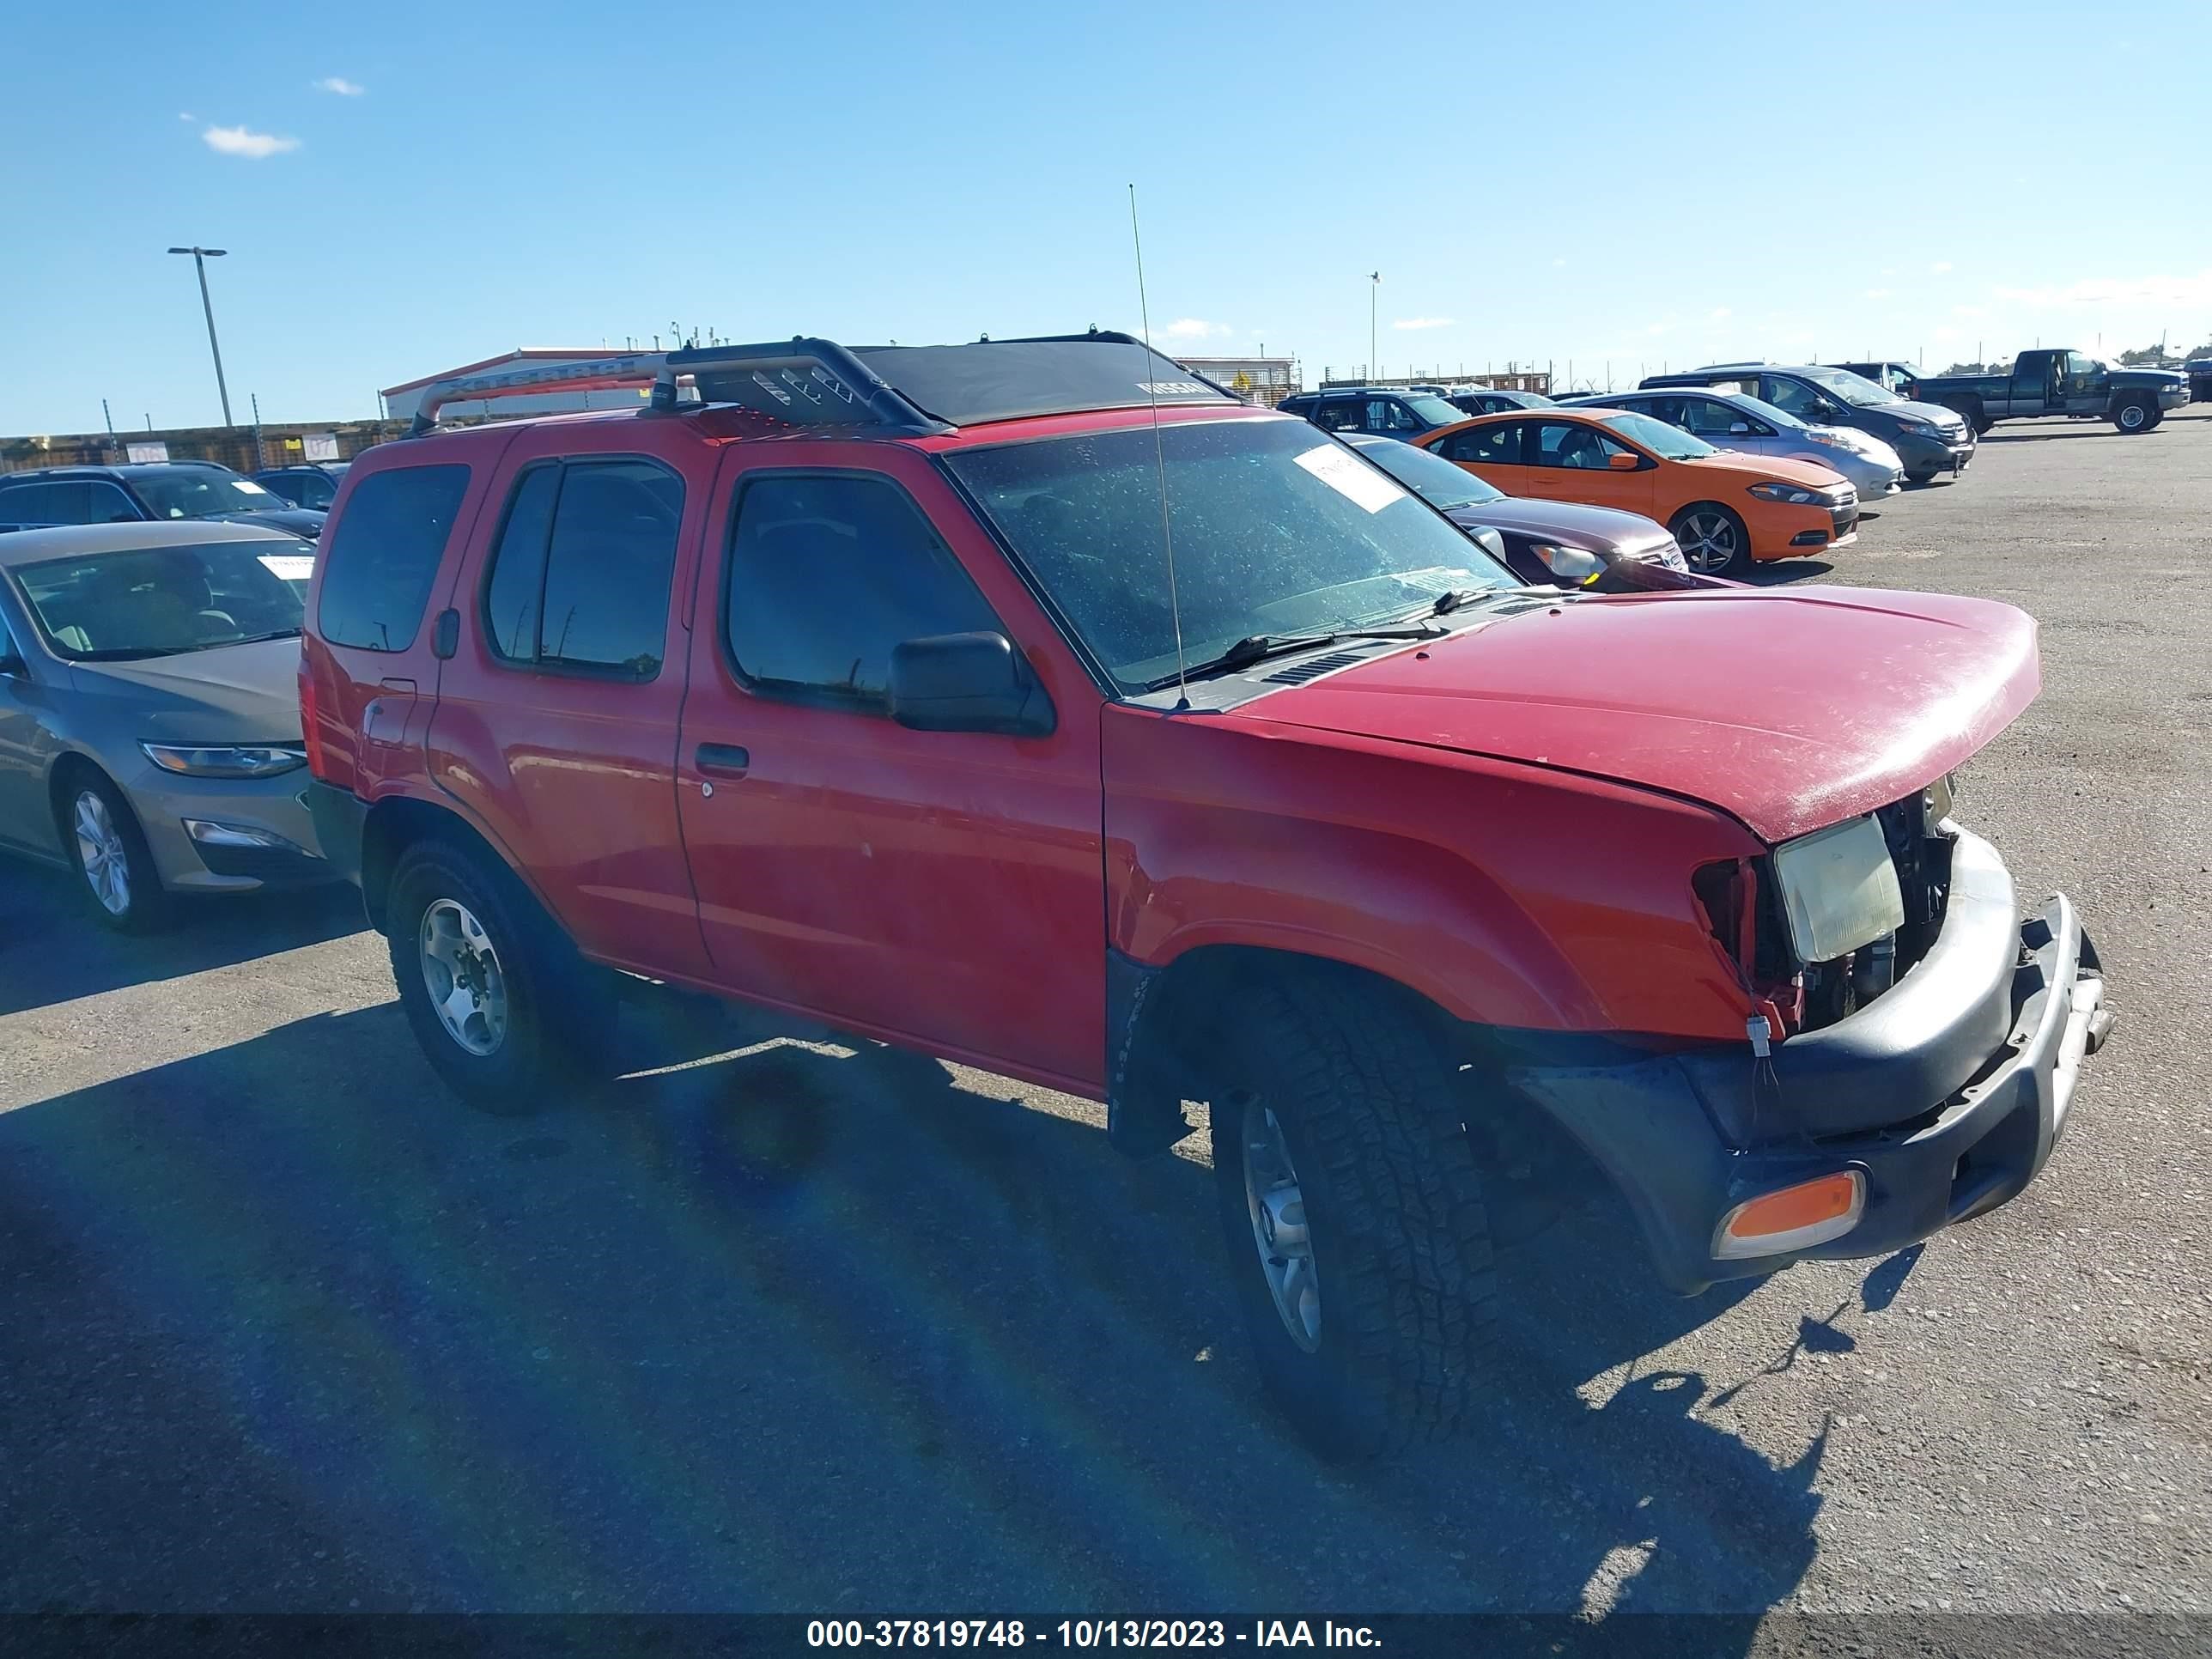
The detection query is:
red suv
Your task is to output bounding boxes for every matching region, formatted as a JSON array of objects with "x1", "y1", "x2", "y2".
[{"x1": 302, "y1": 333, "x2": 2112, "y2": 1457}]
